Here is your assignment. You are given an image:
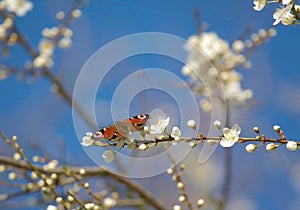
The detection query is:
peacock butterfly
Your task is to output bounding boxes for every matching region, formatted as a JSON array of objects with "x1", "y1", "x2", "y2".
[{"x1": 92, "y1": 114, "x2": 149, "y2": 141}]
